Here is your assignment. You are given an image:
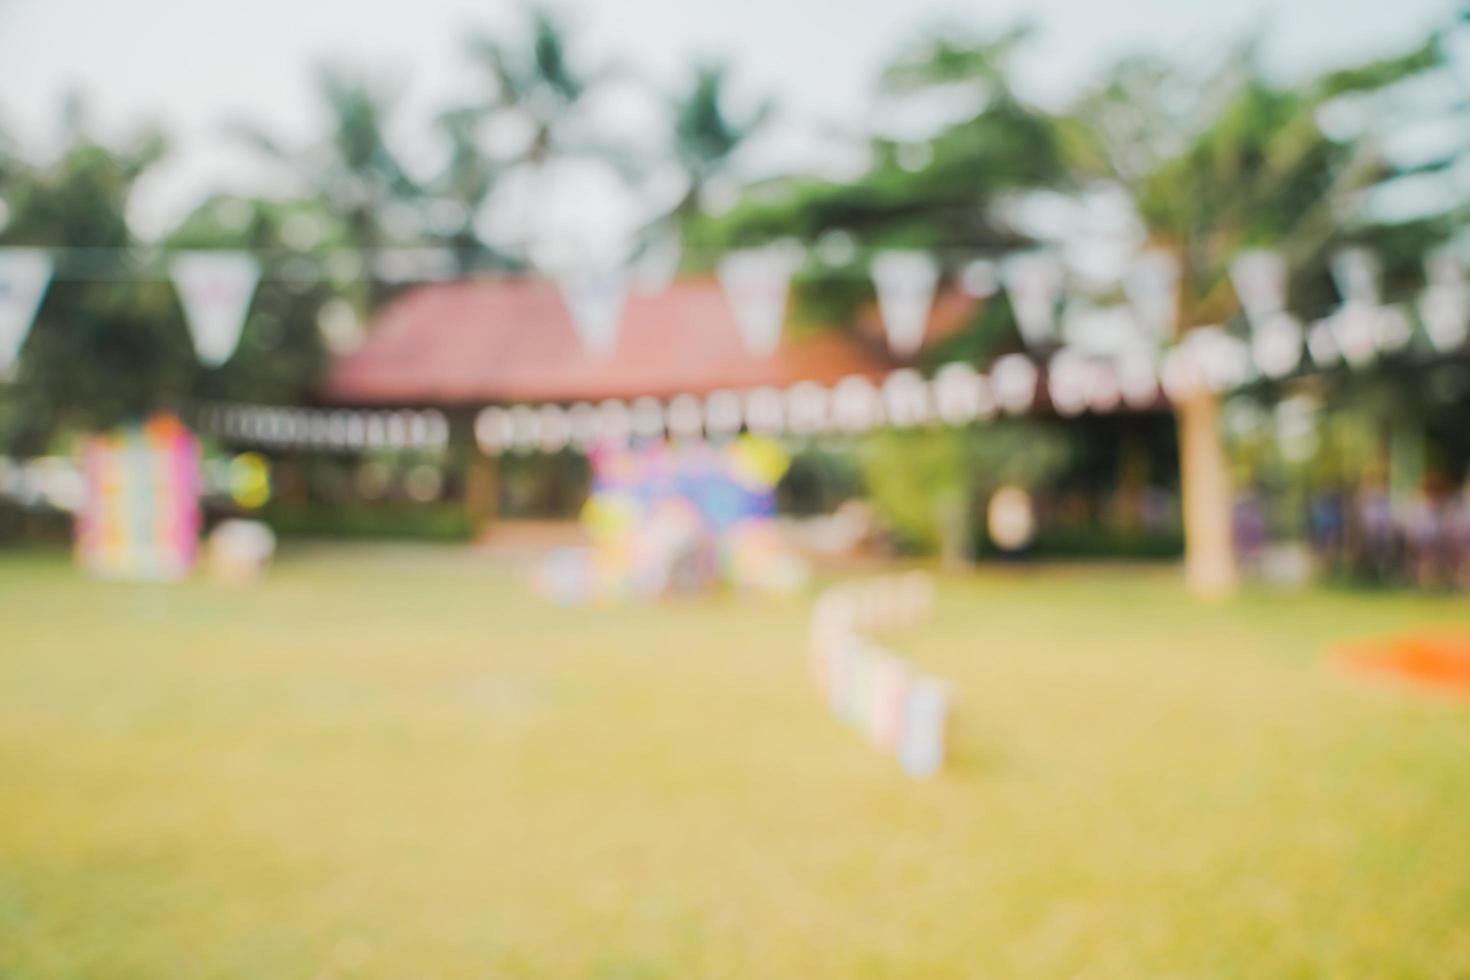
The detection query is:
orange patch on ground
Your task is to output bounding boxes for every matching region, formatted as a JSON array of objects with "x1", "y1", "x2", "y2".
[{"x1": 1338, "y1": 634, "x2": 1470, "y2": 698}]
